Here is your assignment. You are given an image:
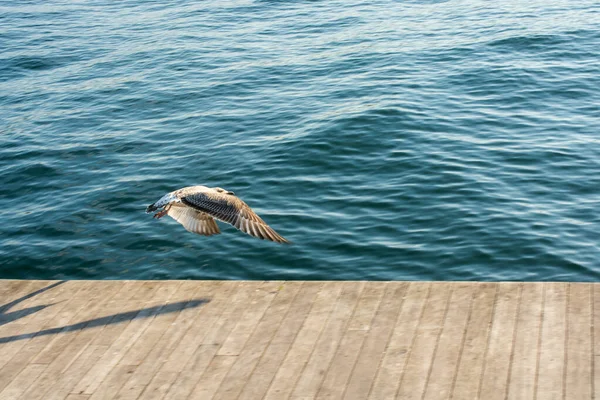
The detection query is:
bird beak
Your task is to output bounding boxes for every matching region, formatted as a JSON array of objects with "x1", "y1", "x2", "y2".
[{"x1": 146, "y1": 203, "x2": 157, "y2": 213}]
